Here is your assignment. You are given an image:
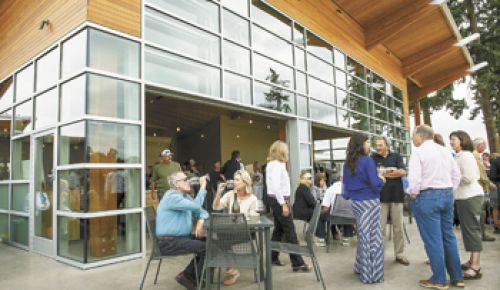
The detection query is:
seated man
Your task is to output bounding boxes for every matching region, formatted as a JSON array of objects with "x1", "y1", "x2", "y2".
[{"x1": 156, "y1": 171, "x2": 208, "y2": 290}]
